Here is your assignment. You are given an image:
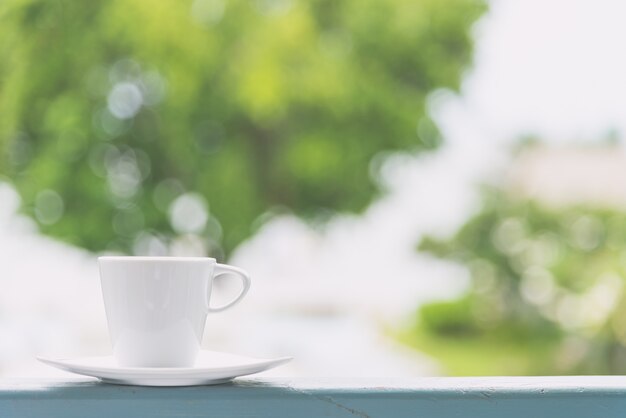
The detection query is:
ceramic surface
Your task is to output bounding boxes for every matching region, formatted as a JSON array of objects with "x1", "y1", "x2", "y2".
[
  {"x1": 38, "y1": 350, "x2": 291, "y2": 386},
  {"x1": 98, "y1": 257, "x2": 251, "y2": 367}
]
